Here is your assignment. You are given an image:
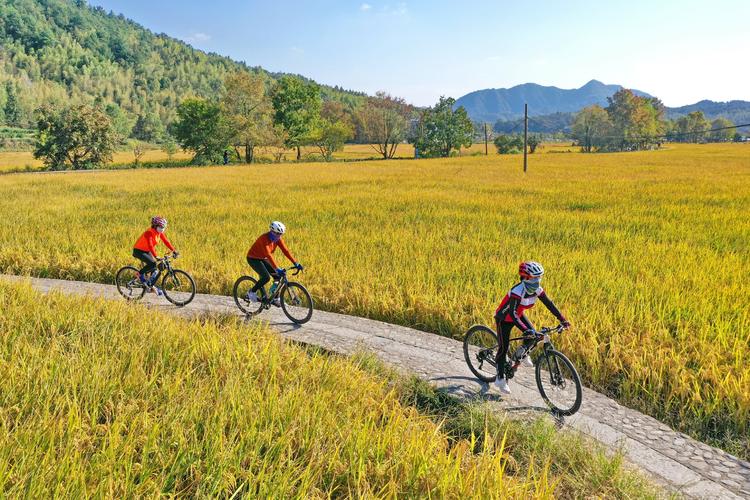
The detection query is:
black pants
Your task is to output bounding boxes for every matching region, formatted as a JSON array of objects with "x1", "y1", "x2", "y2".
[
  {"x1": 133, "y1": 249, "x2": 157, "y2": 276},
  {"x1": 247, "y1": 257, "x2": 278, "y2": 296},
  {"x1": 494, "y1": 318, "x2": 536, "y2": 375}
]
